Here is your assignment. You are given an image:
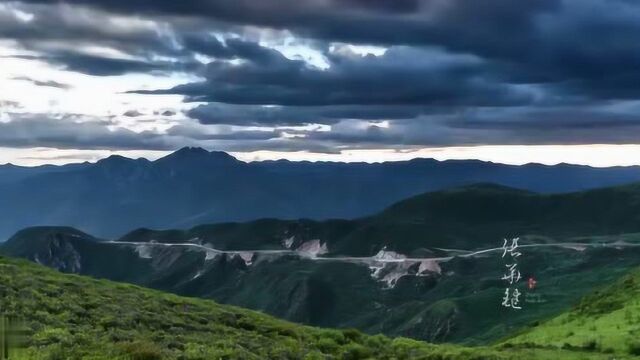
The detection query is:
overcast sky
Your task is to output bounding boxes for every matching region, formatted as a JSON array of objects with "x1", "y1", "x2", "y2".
[{"x1": 1, "y1": 0, "x2": 640, "y2": 166}]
